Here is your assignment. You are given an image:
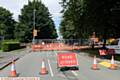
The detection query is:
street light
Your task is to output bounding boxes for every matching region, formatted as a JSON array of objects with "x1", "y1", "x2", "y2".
[{"x1": 32, "y1": 9, "x2": 36, "y2": 44}]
